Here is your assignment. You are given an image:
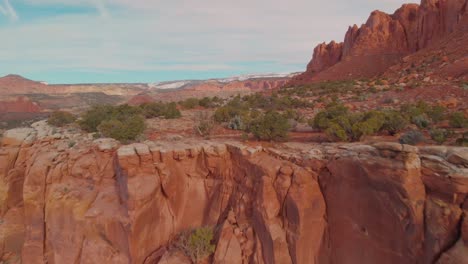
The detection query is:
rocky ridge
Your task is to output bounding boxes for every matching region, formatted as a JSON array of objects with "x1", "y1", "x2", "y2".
[
  {"x1": 0, "y1": 122, "x2": 467, "y2": 263},
  {"x1": 292, "y1": 0, "x2": 468, "y2": 83}
]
